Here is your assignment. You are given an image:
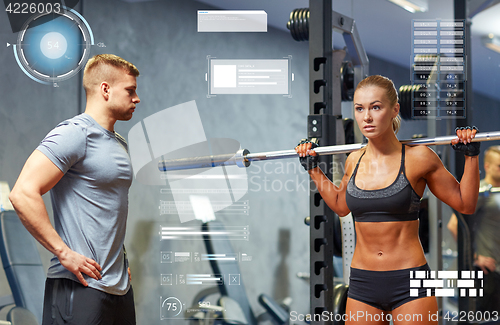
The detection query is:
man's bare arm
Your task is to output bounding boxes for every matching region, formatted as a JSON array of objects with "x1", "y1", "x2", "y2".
[{"x1": 9, "y1": 150, "x2": 102, "y2": 286}]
